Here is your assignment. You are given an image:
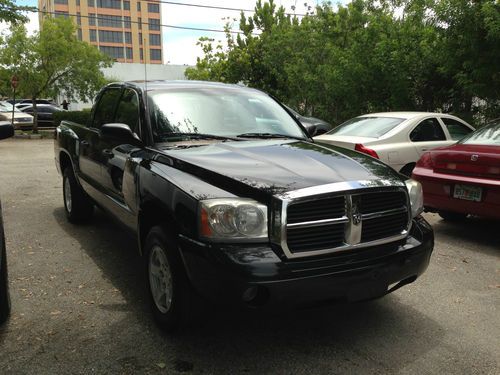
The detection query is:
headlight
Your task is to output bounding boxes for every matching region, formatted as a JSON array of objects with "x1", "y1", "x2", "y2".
[
  {"x1": 405, "y1": 179, "x2": 424, "y2": 218},
  {"x1": 199, "y1": 199, "x2": 268, "y2": 241}
]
